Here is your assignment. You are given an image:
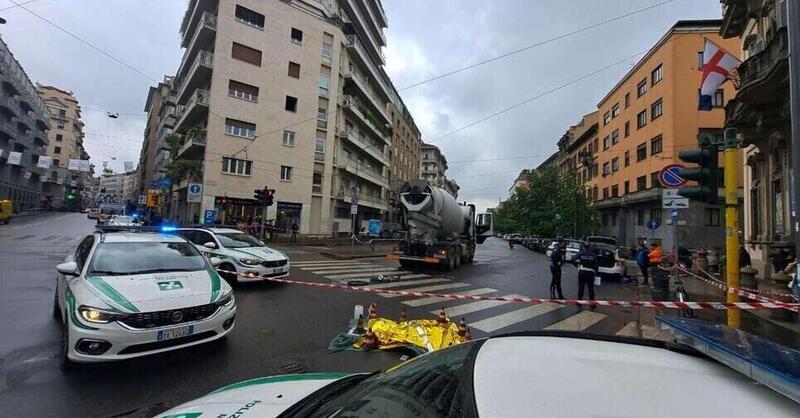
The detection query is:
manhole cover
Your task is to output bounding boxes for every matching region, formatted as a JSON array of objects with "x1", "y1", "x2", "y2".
[{"x1": 273, "y1": 359, "x2": 307, "y2": 374}]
